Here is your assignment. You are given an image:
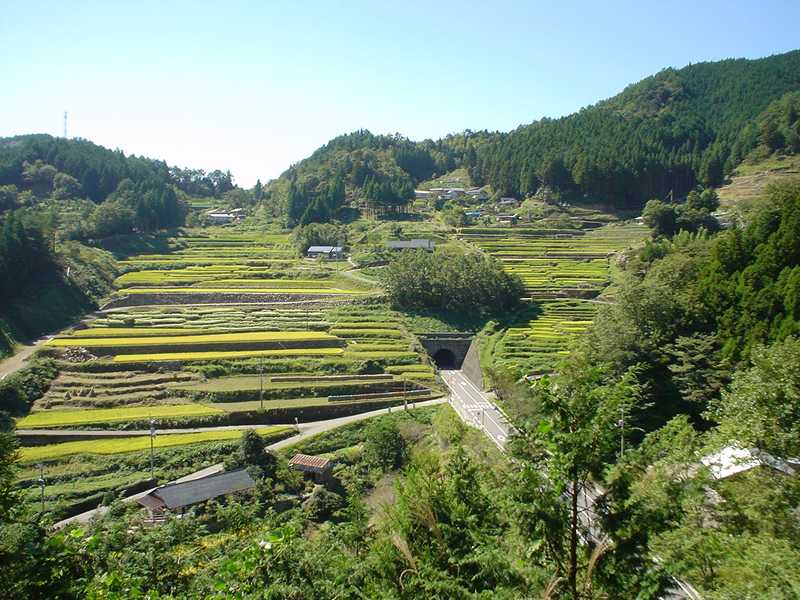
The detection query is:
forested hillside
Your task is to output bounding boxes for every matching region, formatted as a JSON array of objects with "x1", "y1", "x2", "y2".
[
  {"x1": 265, "y1": 130, "x2": 496, "y2": 225},
  {"x1": 468, "y1": 50, "x2": 800, "y2": 207},
  {"x1": 269, "y1": 50, "x2": 800, "y2": 221}
]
